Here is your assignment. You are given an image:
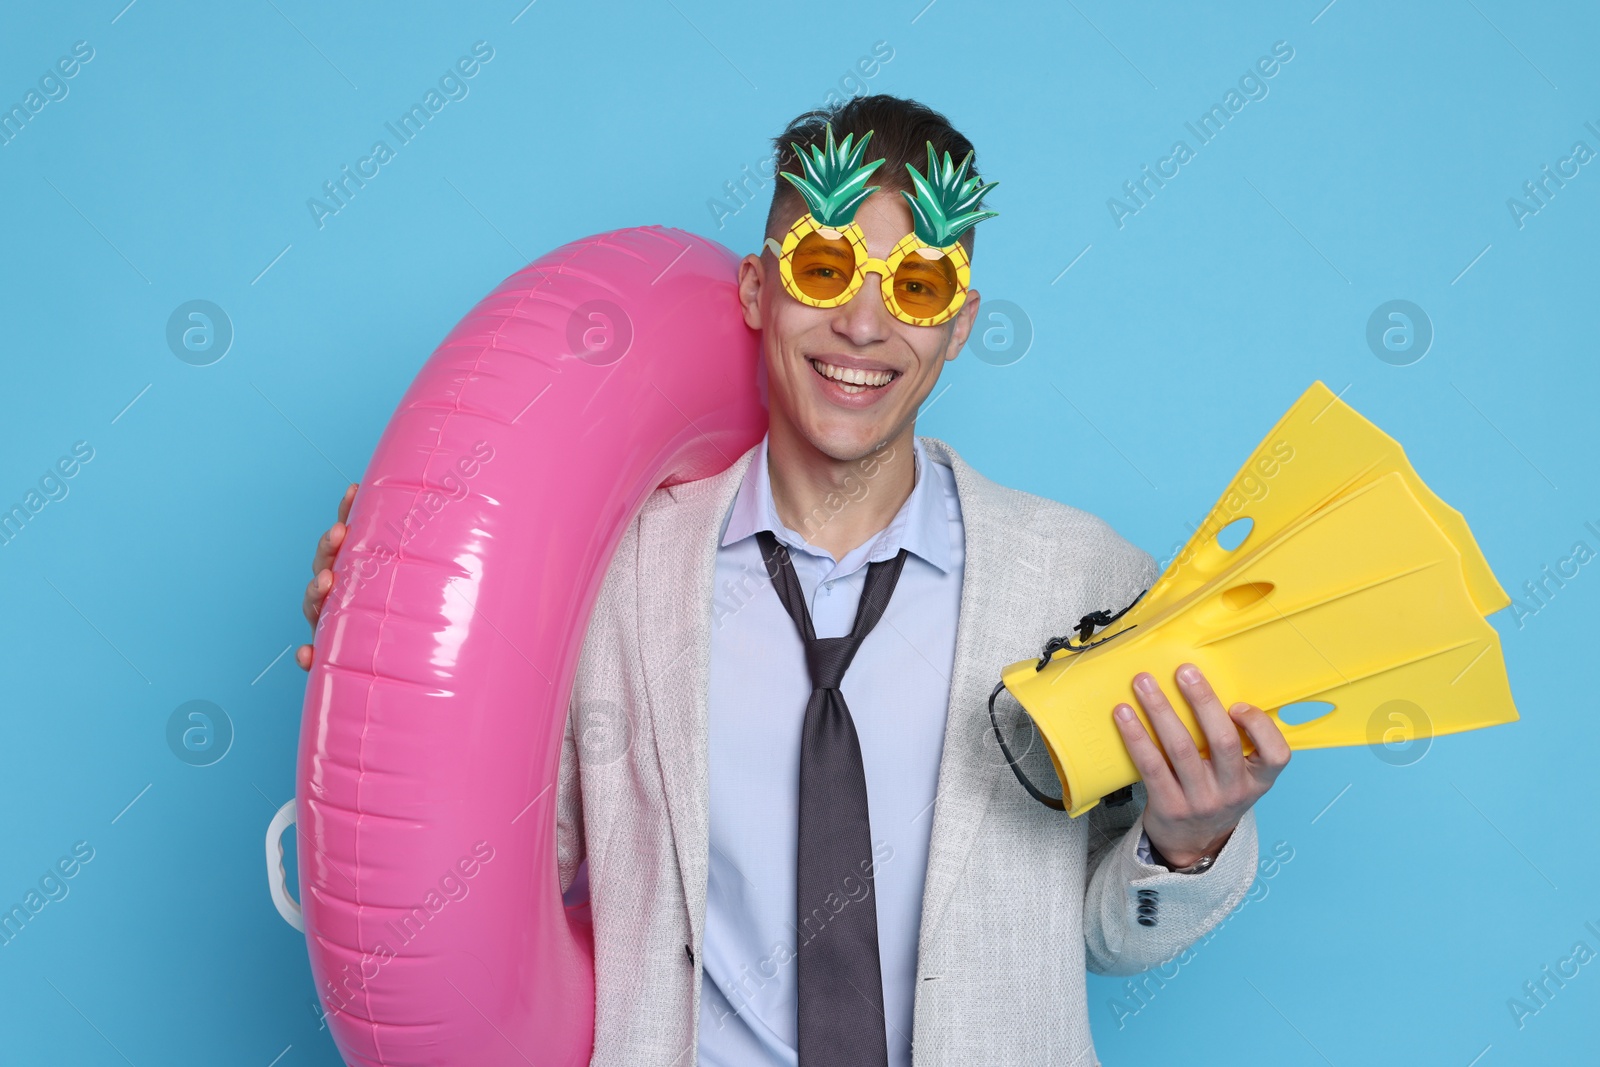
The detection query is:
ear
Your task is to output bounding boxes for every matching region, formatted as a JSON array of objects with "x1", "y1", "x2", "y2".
[
  {"x1": 737, "y1": 252, "x2": 765, "y2": 330},
  {"x1": 943, "y1": 288, "x2": 981, "y2": 362}
]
